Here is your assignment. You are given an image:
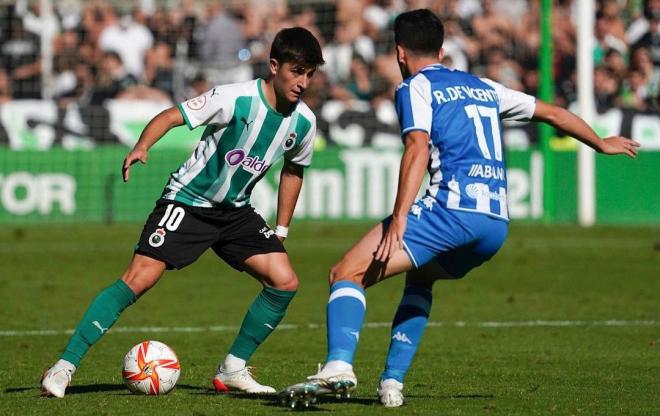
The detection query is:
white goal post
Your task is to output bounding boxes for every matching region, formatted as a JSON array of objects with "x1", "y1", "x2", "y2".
[{"x1": 577, "y1": 0, "x2": 596, "y2": 227}]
